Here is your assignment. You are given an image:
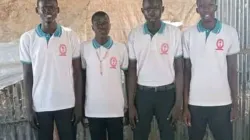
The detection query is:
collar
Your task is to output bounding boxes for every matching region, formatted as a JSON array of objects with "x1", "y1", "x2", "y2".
[
  {"x1": 197, "y1": 19, "x2": 222, "y2": 34},
  {"x1": 92, "y1": 37, "x2": 113, "y2": 49},
  {"x1": 143, "y1": 21, "x2": 166, "y2": 35},
  {"x1": 35, "y1": 24, "x2": 62, "y2": 37}
]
